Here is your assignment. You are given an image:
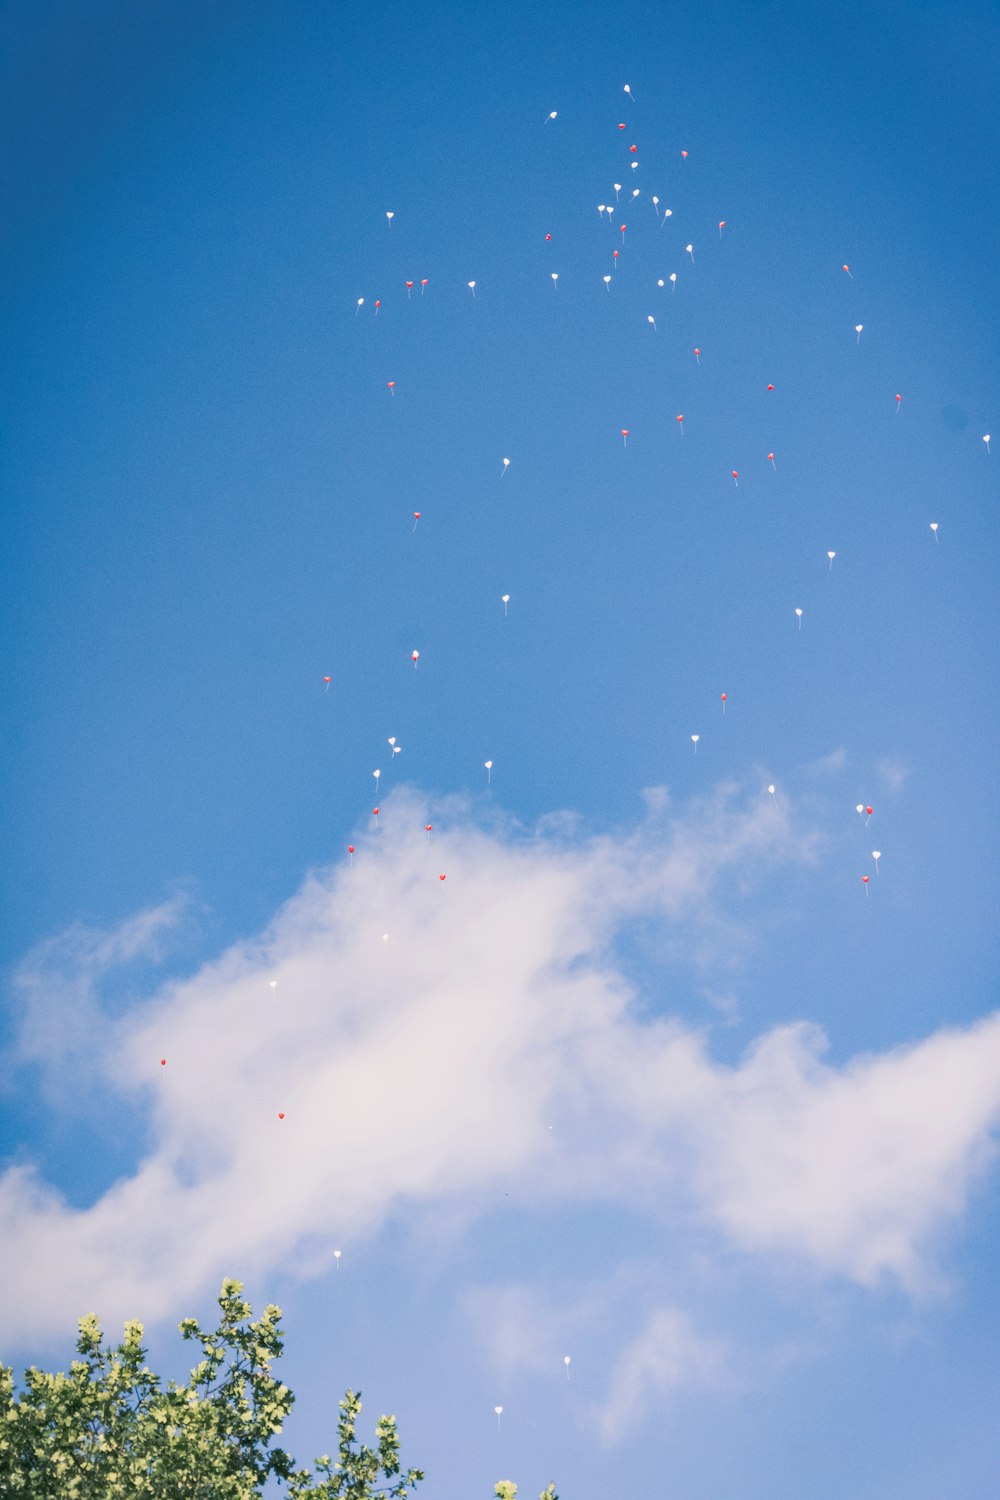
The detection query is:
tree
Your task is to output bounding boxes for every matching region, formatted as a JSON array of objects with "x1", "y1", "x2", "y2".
[{"x1": 0, "y1": 1278, "x2": 423, "y2": 1499}]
